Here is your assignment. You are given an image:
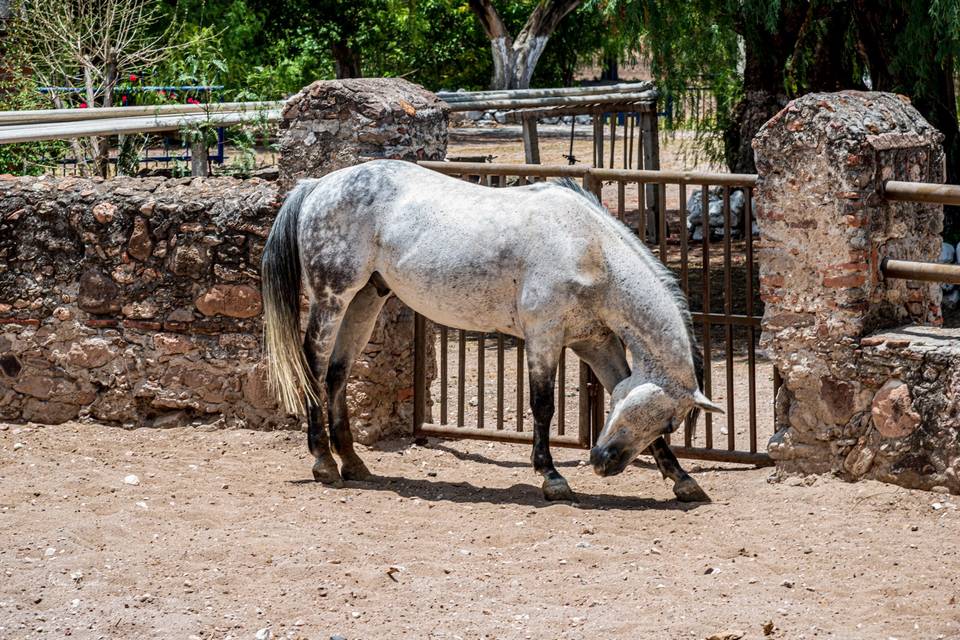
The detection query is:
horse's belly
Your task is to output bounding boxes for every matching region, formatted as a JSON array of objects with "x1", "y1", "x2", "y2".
[{"x1": 385, "y1": 278, "x2": 523, "y2": 336}]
